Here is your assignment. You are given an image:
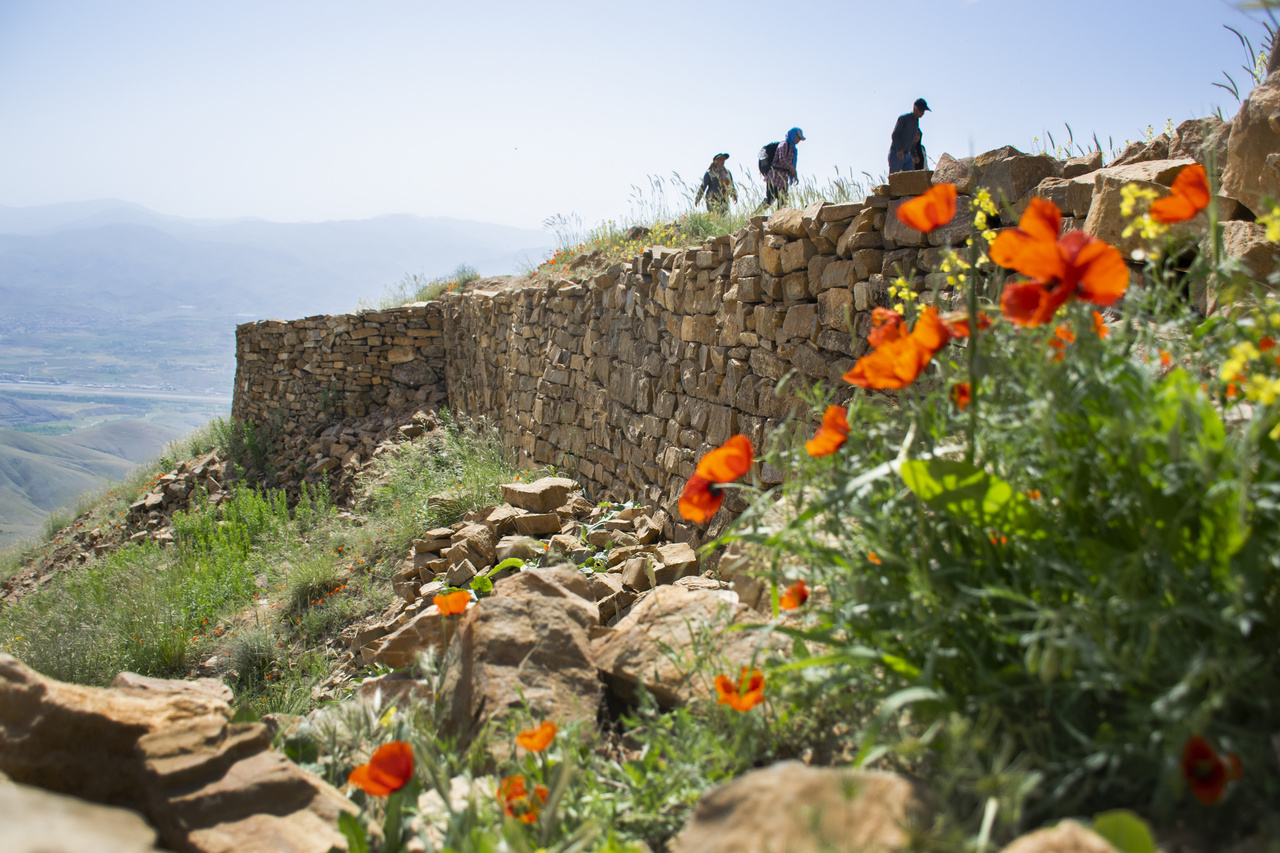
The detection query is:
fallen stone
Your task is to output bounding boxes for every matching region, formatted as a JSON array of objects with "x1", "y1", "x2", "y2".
[
  {"x1": 1000, "y1": 819, "x2": 1120, "y2": 853},
  {"x1": 670, "y1": 762, "x2": 928, "y2": 853},
  {"x1": 439, "y1": 568, "x2": 601, "y2": 749},
  {"x1": 500, "y1": 477, "x2": 580, "y2": 513},
  {"x1": 592, "y1": 585, "x2": 778, "y2": 707}
]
